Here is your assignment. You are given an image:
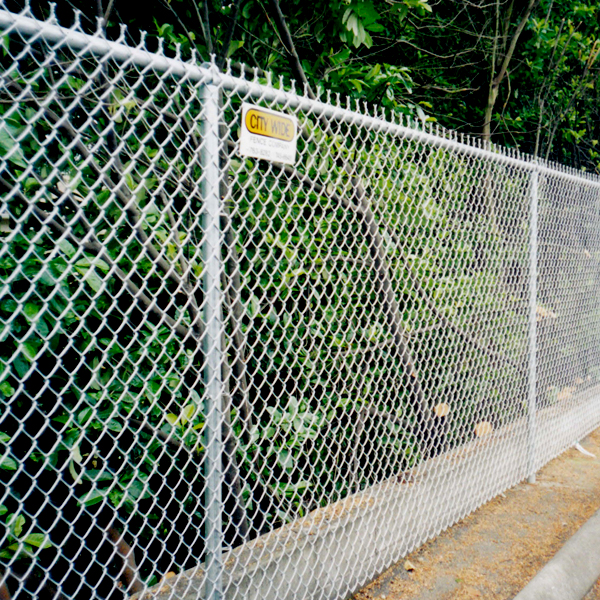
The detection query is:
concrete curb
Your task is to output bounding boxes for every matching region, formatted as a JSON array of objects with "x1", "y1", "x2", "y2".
[{"x1": 513, "y1": 507, "x2": 600, "y2": 600}]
